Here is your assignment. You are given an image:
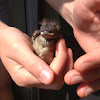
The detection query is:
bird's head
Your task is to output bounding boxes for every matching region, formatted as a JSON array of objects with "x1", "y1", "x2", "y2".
[{"x1": 40, "y1": 19, "x2": 61, "y2": 39}]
